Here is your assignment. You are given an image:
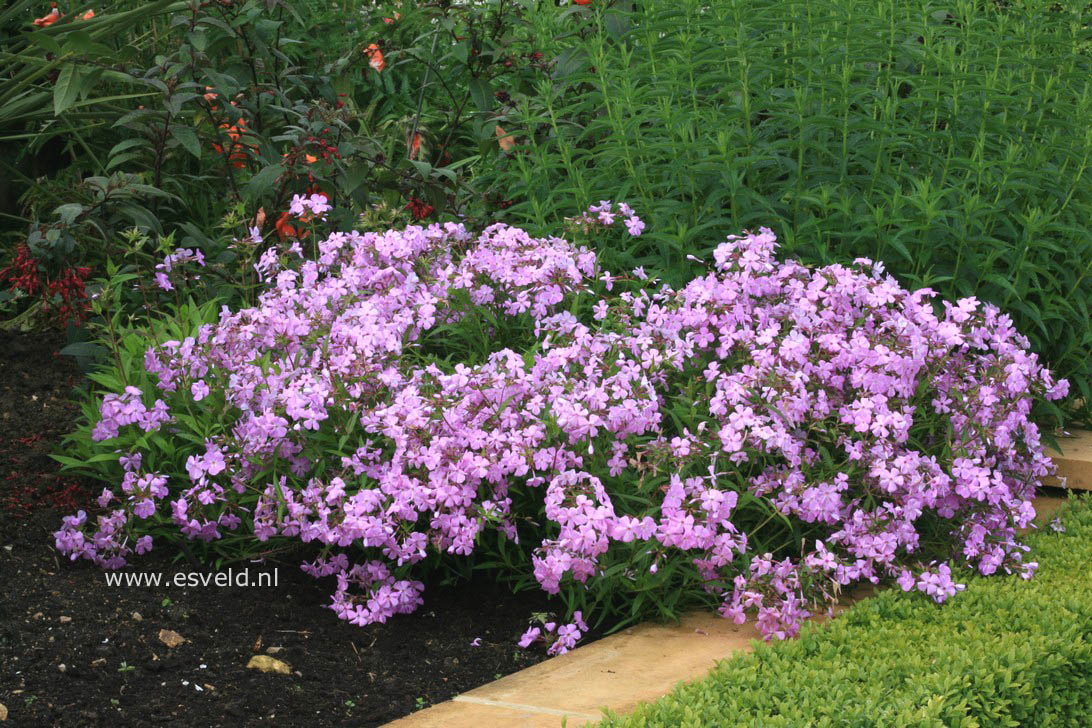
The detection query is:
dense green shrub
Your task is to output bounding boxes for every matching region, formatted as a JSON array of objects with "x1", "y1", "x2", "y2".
[
  {"x1": 470, "y1": 0, "x2": 1092, "y2": 424},
  {"x1": 593, "y1": 495, "x2": 1092, "y2": 727},
  {"x1": 1, "y1": 0, "x2": 553, "y2": 333},
  {"x1": 0, "y1": 0, "x2": 185, "y2": 329}
]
